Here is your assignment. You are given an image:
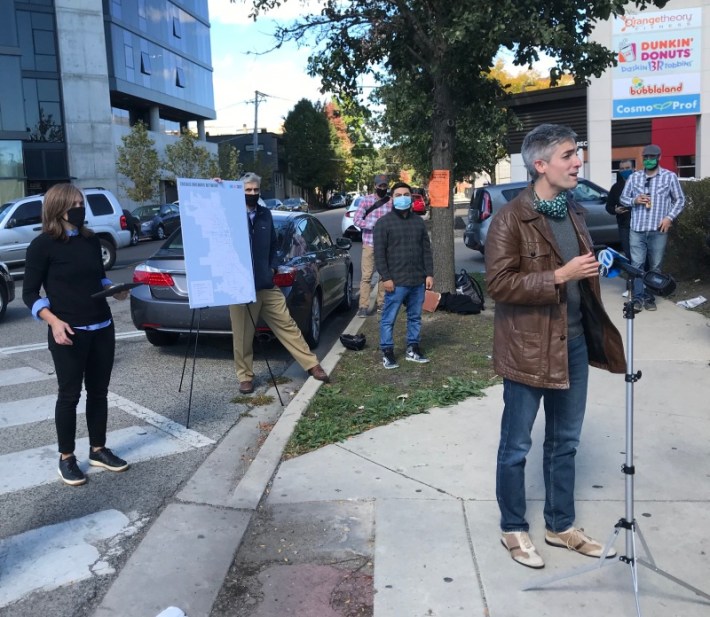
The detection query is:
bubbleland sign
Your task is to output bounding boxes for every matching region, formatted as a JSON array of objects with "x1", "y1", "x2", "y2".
[{"x1": 612, "y1": 7, "x2": 701, "y2": 119}]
